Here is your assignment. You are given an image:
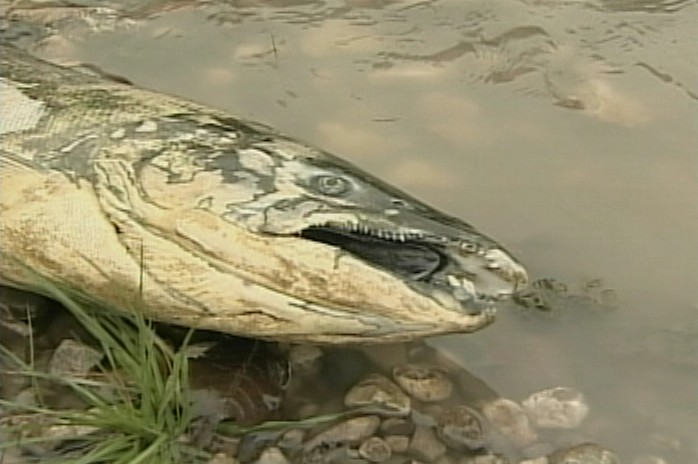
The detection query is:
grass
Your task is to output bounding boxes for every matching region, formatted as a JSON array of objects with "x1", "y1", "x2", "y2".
[
  {"x1": 0, "y1": 277, "x2": 204, "y2": 464},
  {"x1": 0, "y1": 274, "x2": 372, "y2": 464}
]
